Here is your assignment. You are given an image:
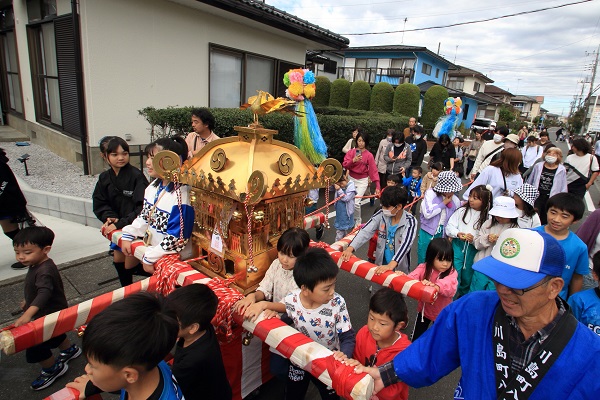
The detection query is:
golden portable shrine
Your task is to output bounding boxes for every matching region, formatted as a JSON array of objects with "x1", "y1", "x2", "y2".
[{"x1": 154, "y1": 124, "x2": 342, "y2": 293}]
